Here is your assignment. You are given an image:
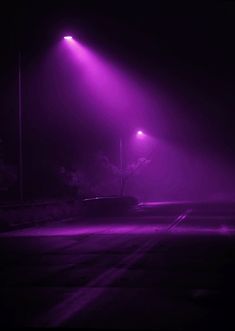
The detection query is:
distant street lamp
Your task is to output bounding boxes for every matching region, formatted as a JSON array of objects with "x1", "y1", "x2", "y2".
[
  {"x1": 136, "y1": 130, "x2": 145, "y2": 139},
  {"x1": 119, "y1": 137, "x2": 124, "y2": 196},
  {"x1": 119, "y1": 130, "x2": 145, "y2": 196}
]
